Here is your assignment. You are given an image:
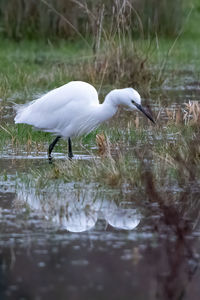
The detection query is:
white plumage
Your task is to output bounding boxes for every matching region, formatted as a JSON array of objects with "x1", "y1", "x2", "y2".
[
  {"x1": 15, "y1": 81, "x2": 154, "y2": 160},
  {"x1": 15, "y1": 81, "x2": 99, "y2": 137}
]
